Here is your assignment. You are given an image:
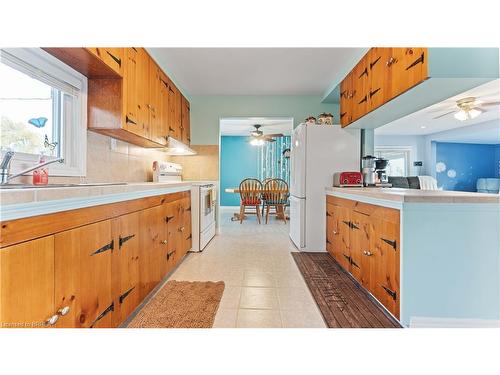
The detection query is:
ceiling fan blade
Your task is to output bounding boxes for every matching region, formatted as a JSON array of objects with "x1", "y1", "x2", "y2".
[
  {"x1": 478, "y1": 101, "x2": 500, "y2": 107},
  {"x1": 265, "y1": 138, "x2": 276, "y2": 142},
  {"x1": 263, "y1": 133, "x2": 284, "y2": 138},
  {"x1": 432, "y1": 110, "x2": 456, "y2": 120}
]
